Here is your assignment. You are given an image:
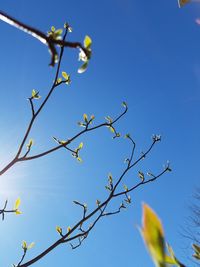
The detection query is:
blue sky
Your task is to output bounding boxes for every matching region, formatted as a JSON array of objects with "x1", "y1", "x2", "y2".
[{"x1": 0, "y1": 1, "x2": 199, "y2": 266}]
